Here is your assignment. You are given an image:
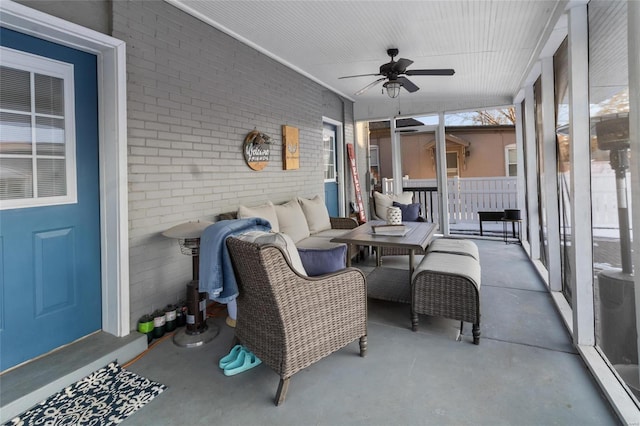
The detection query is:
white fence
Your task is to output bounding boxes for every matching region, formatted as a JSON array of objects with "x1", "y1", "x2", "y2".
[
  {"x1": 383, "y1": 177, "x2": 518, "y2": 223},
  {"x1": 382, "y1": 174, "x2": 630, "y2": 229},
  {"x1": 589, "y1": 171, "x2": 633, "y2": 228}
]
